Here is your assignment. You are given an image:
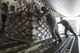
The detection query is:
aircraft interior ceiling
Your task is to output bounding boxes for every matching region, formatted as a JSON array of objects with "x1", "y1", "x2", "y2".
[{"x1": 42, "y1": 0, "x2": 80, "y2": 17}]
